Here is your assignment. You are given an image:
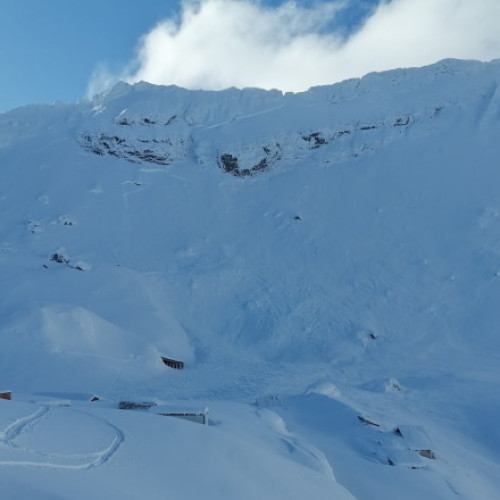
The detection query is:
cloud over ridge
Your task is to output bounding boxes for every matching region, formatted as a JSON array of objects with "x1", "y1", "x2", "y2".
[{"x1": 88, "y1": 0, "x2": 500, "y2": 97}]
